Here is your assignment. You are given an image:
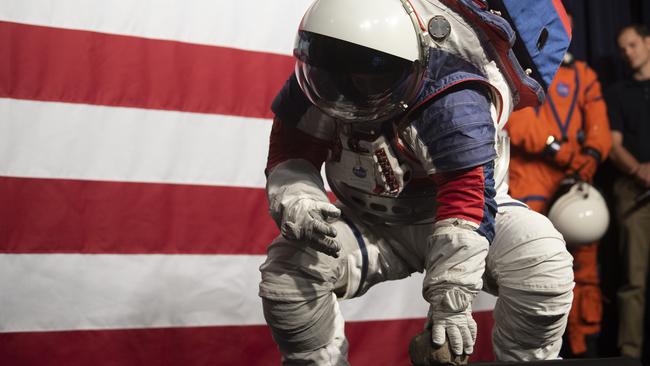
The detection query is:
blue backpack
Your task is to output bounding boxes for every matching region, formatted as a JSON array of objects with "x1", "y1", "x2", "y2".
[{"x1": 441, "y1": 0, "x2": 572, "y2": 109}]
